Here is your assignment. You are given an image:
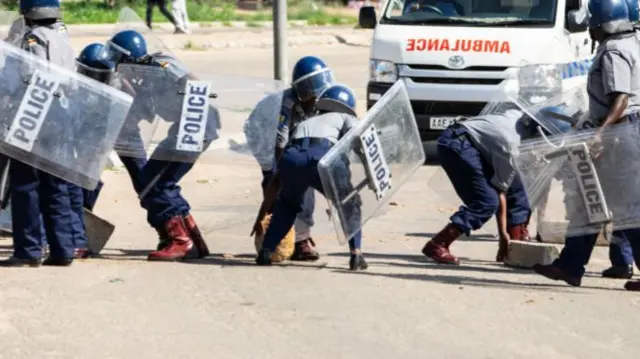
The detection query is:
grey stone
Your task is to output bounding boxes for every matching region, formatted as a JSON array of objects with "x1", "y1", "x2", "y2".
[{"x1": 504, "y1": 241, "x2": 560, "y2": 269}]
